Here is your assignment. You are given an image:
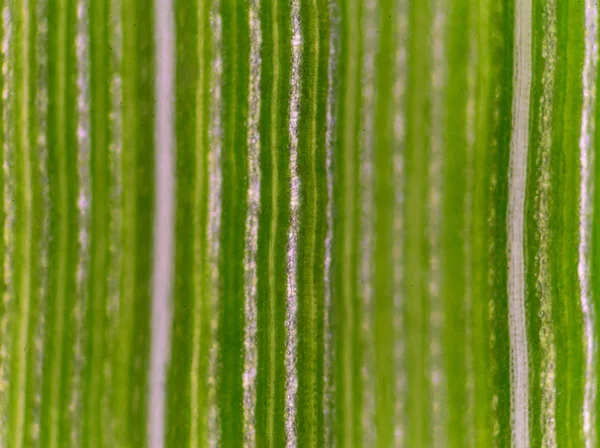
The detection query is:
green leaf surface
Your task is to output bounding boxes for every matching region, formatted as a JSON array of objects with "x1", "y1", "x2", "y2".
[{"x1": 2, "y1": 0, "x2": 600, "y2": 446}]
